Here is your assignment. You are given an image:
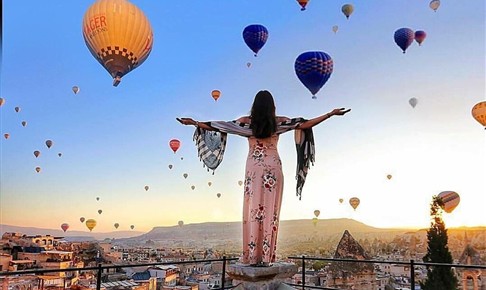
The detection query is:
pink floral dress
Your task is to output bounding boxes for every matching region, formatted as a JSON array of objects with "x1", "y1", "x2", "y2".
[{"x1": 241, "y1": 134, "x2": 283, "y2": 265}]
